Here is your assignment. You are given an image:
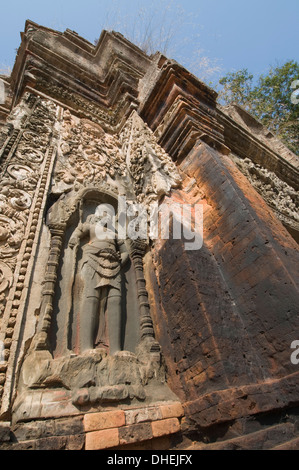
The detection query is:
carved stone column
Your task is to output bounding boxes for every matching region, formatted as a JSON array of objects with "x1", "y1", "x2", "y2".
[
  {"x1": 129, "y1": 239, "x2": 155, "y2": 342},
  {"x1": 33, "y1": 223, "x2": 66, "y2": 351}
]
